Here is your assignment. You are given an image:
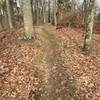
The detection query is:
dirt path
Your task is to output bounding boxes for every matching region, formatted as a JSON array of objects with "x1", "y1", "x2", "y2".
[{"x1": 32, "y1": 25, "x2": 76, "y2": 100}]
